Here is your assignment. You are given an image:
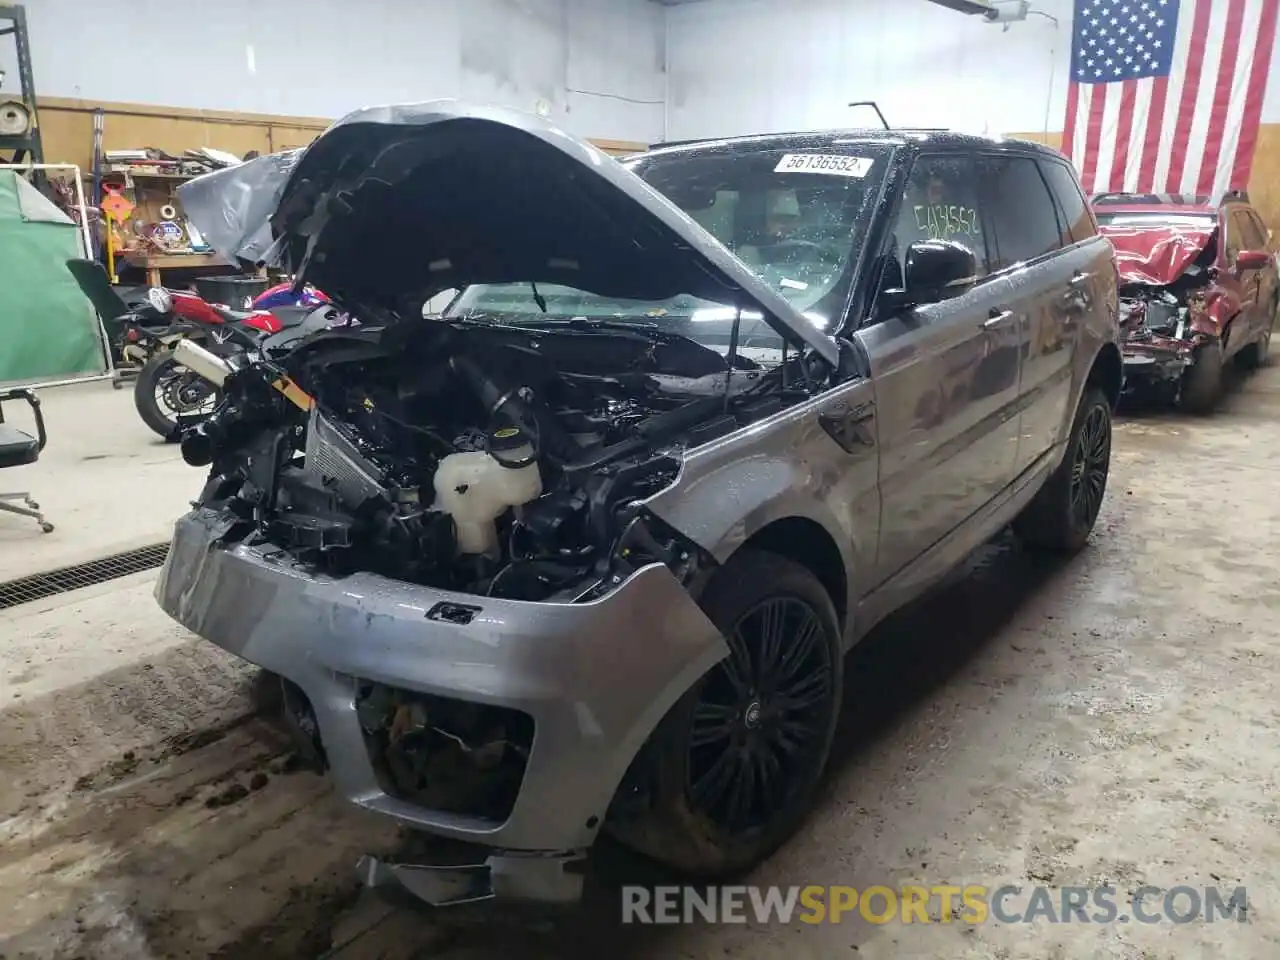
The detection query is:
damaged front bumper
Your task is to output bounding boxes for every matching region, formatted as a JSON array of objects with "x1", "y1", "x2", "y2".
[
  {"x1": 155, "y1": 508, "x2": 728, "y2": 904},
  {"x1": 1121, "y1": 333, "x2": 1202, "y2": 383}
]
